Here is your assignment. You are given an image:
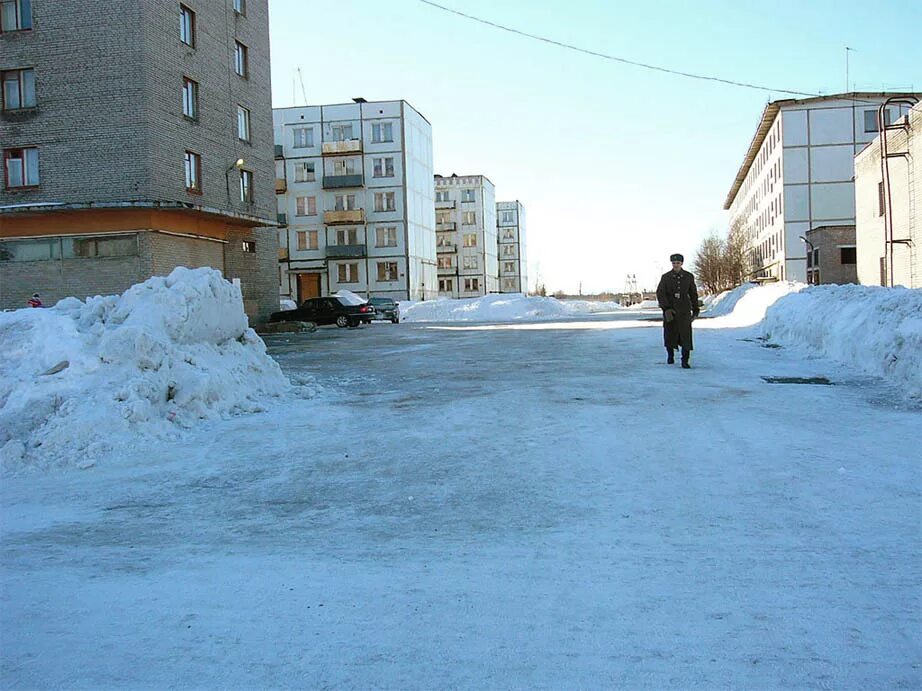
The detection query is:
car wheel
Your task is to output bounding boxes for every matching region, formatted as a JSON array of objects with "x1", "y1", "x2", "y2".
[
  {"x1": 391, "y1": 317, "x2": 399, "y2": 324},
  {"x1": 336, "y1": 315, "x2": 348, "y2": 328}
]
